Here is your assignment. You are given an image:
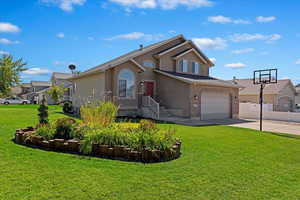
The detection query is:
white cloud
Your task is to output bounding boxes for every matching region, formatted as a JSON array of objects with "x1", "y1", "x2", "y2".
[
  {"x1": 23, "y1": 68, "x2": 51, "y2": 75},
  {"x1": 168, "y1": 30, "x2": 177, "y2": 34},
  {"x1": 224, "y1": 63, "x2": 246, "y2": 68},
  {"x1": 208, "y1": 15, "x2": 251, "y2": 24},
  {"x1": 230, "y1": 33, "x2": 281, "y2": 43},
  {"x1": 209, "y1": 57, "x2": 216, "y2": 63},
  {"x1": 105, "y1": 32, "x2": 164, "y2": 41},
  {"x1": 0, "y1": 38, "x2": 20, "y2": 45},
  {"x1": 0, "y1": 50, "x2": 9, "y2": 55},
  {"x1": 109, "y1": 0, "x2": 213, "y2": 9},
  {"x1": 0, "y1": 22, "x2": 21, "y2": 33},
  {"x1": 56, "y1": 32, "x2": 65, "y2": 38},
  {"x1": 231, "y1": 48, "x2": 254, "y2": 54},
  {"x1": 192, "y1": 37, "x2": 227, "y2": 50},
  {"x1": 41, "y1": 0, "x2": 86, "y2": 12},
  {"x1": 296, "y1": 59, "x2": 300, "y2": 65},
  {"x1": 256, "y1": 16, "x2": 276, "y2": 23}
]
